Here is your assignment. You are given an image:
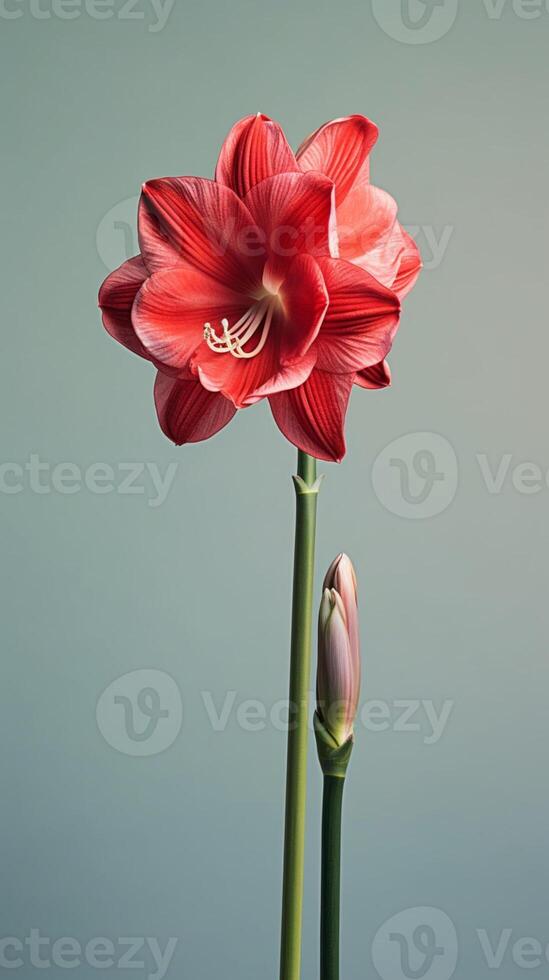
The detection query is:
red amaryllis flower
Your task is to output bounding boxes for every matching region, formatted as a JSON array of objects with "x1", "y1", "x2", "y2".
[{"x1": 99, "y1": 113, "x2": 418, "y2": 461}]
